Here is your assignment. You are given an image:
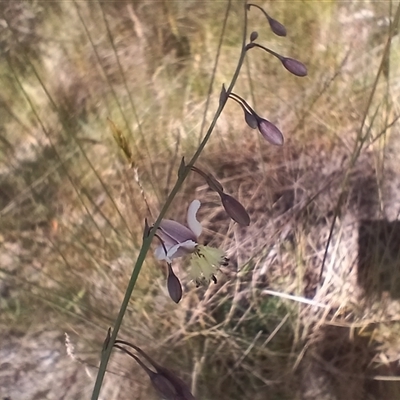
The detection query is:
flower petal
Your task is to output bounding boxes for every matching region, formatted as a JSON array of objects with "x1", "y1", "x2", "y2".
[
  {"x1": 167, "y1": 264, "x2": 182, "y2": 303},
  {"x1": 219, "y1": 193, "x2": 250, "y2": 226},
  {"x1": 186, "y1": 200, "x2": 202, "y2": 238},
  {"x1": 154, "y1": 244, "x2": 173, "y2": 262},
  {"x1": 159, "y1": 219, "x2": 197, "y2": 244},
  {"x1": 167, "y1": 240, "x2": 197, "y2": 259}
]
